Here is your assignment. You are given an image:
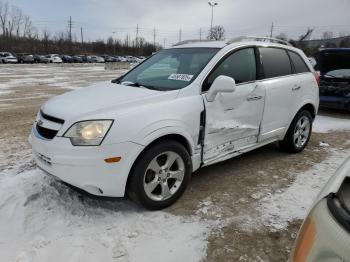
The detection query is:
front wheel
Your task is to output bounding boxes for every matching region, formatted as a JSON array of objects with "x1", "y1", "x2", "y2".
[
  {"x1": 280, "y1": 110, "x2": 313, "y2": 153},
  {"x1": 127, "y1": 140, "x2": 192, "y2": 210}
]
